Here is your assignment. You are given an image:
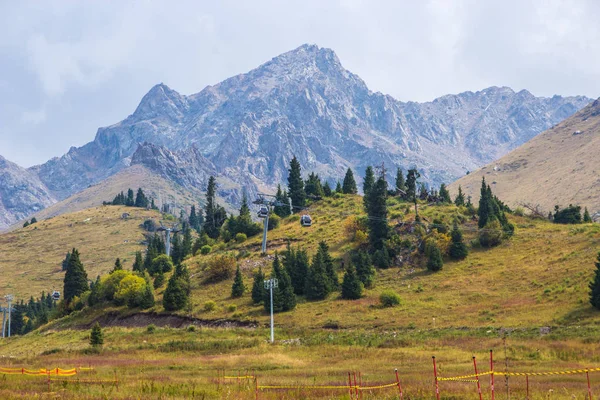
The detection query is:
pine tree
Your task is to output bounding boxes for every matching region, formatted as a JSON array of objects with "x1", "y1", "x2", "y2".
[
  {"x1": 448, "y1": 223, "x2": 468, "y2": 260},
  {"x1": 170, "y1": 233, "x2": 182, "y2": 265},
  {"x1": 454, "y1": 185, "x2": 465, "y2": 207},
  {"x1": 274, "y1": 185, "x2": 287, "y2": 217},
  {"x1": 132, "y1": 251, "x2": 143, "y2": 273},
  {"x1": 139, "y1": 284, "x2": 155, "y2": 309},
  {"x1": 342, "y1": 168, "x2": 358, "y2": 194},
  {"x1": 10, "y1": 305, "x2": 24, "y2": 336},
  {"x1": 584, "y1": 207, "x2": 592, "y2": 223},
  {"x1": 305, "y1": 172, "x2": 324, "y2": 197},
  {"x1": 163, "y1": 266, "x2": 190, "y2": 311},
  {"x1": 318, "y1": 241, "x2": 338, "y2": 290},
  {"x1": 439, "y1": 184, "x2": 451, "y2": 203},
  {"x1": 395, "y1": 167, "x2": 406, "y2": 194},
  {"x1": 478, "y1": 178, "x2": 494, "y2": 228},
  {"x1": 61, "y1": 251, "x2": 71, "y2": 271},
  {"x1": 352, "y1": 250, "x2": 375, "y2": 288},
  {"x1": 589, "y1": 252, "x2": 600, "y2": 309},
  {"x1": 112, "y1": 258, "x2": 123, "y2": 273},
  {"x1": 126, "y1": 188, "x2": 135, "y2": 206},
  {"x1": 264, "y1": 254, "x2": 296, "y2": 312},
  {"x1": 189, "y1": 205, "x2": 199, "y2": 231},
  {"x1": 153, "y1": 271, "x2": 165, "y2": 289},
  {"x1": 182, "y1": 226, "x2": 193, "y2": 259},
  {"x1": 366, "y1": 175, "x2": 389, "y2": 251},
  {"x1": 363, "y1": 166, "x2": 375, "y2": 198},
  {"x1": 135, "y1": 188, "x2": 149, "y2": 208},
  {"x1": 287, "y1": 156, "x2": 305, "y2": 212},
  {"x1": 405, "y1": 169, "x2": 420, "y2": 201},
  {"x1": 323, "y1": 181, "x2": 333, "y2": 196},
  {"x1": 231, "y1": 265, "x2": 246, "y2": 298},
  {"x1": 251, "y1": 266, "x2": 265, "y2": 304},
  {"x1": 63, "y1": 248, "x2": 89, "y2": 303},
  {"x1": 90, "y1": 322, "x2": 104, "y2": 347},
  {"x1": 426, "y1": 241, "x2": 444, "y2": 272},
  {"x1": 304, "y1": 252, "x2": 330, "y2": 300},
  {"x1": 335, "y1": 181, "x2": 343, "y2": 193},
  {"x1": 284, "y1": 245, "x2": 309, "y2": 295},
  {"x1": 203, "y1": 176, "x2": 221, "y2": 239},
  {"x1": 150, "y1": 198, "x2": 158, "y2": 210},
  {"x1": 341, "y1": 264, "x2": 363, "y2": 300},
  {"x1": 88, "y1": 276, "x2": 102, "y2": 306}
]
